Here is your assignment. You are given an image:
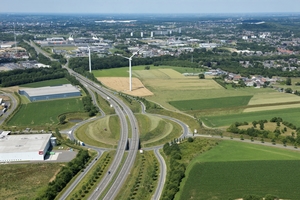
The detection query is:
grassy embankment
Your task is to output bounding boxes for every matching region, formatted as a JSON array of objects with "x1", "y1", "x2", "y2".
[
  {"x1": 176, "y1": 140, "x2": 300, "y2": 200},
  {"x1": 75, "y1": 115, "x2": 120, "y2": 148},
  {"x1": 135, "y1": 113, "x2": 182, "y2": 147}
]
